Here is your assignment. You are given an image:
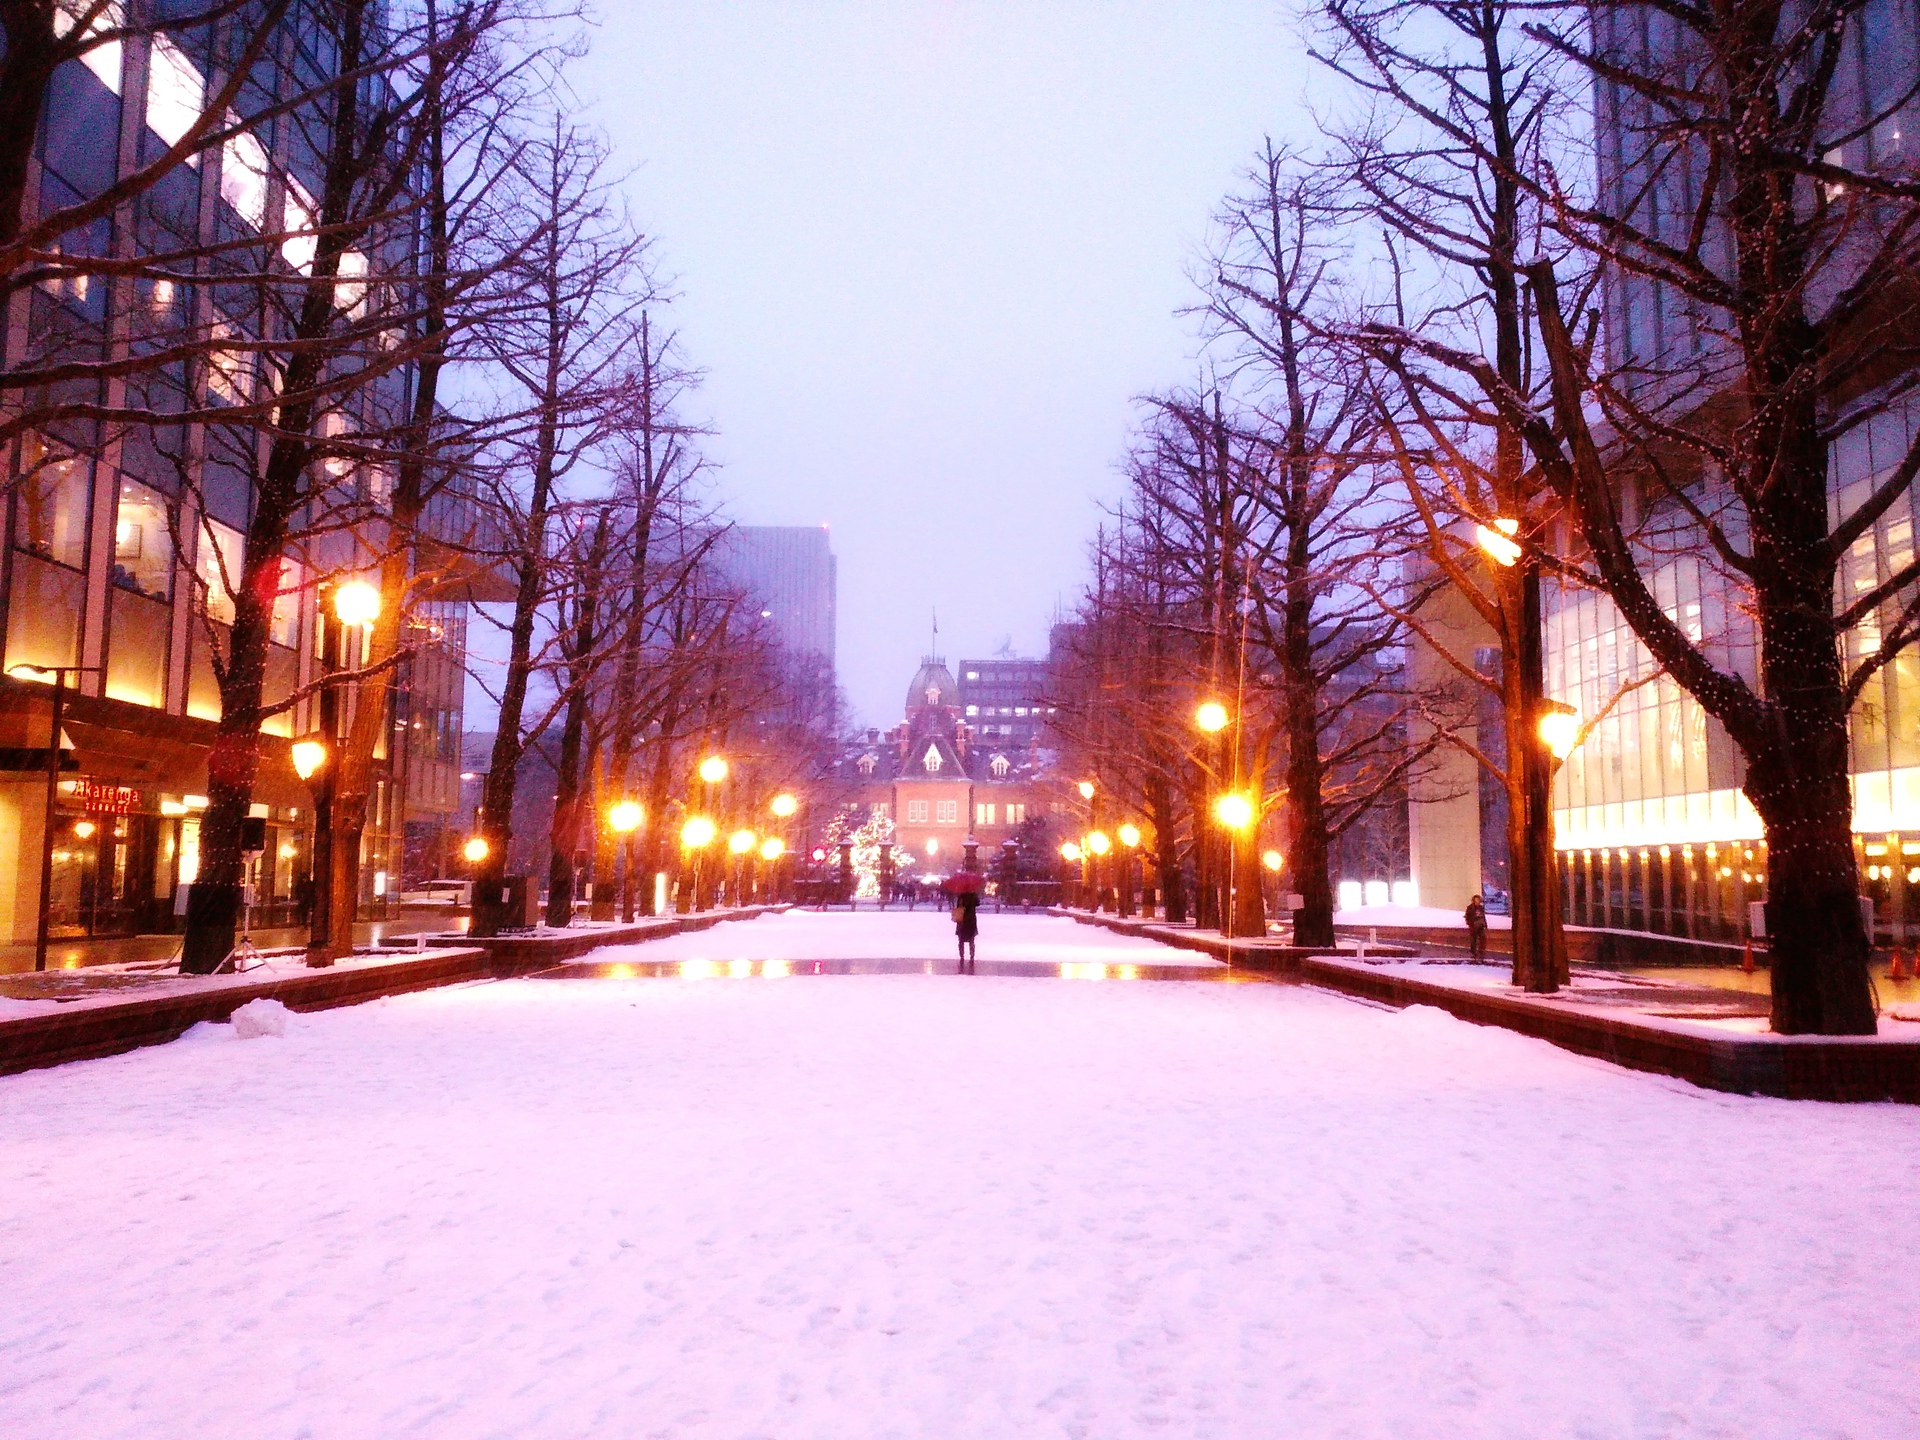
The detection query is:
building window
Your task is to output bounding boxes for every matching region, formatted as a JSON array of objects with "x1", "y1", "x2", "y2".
[
  {"x1": 145, "y1": 33, "x2": 204, "y2": 155},
  {"x1": 976, "y1": 803, "x2": 995, "y2": 825},
  {"x1": 989, "y1": 753, "x2": 1010, "y2": 777},
  {"x1": 922, "y1": 745, "x2": 942, "y2": 773},
  {"x1": 857, "y1": 753, "x2": 876, "y2": 775},
  {"x1": 871, "y1": 802, "x2": 890, "y2": 820},
  {"x1": 112, "y1": 479, "x2": 174, "y2": 601},
  {"x1": 906, "y1": 800, "x2": 928, "y2": 823},
  {"x1": 935, "y1": 800, "x2": 958, "y2": 824},
  {"x1": 1006, "y1": 803, "x2": 1026, "y2": 824},
  {"x1": 14, "y1": 447, "x2": 90, "y2": 569},
  {"x1": 194, "y1": 514, "x2": 244, "y2": 625},
  {"x1": 270, "y1": 557, "x2": 305, "y2": 648}
]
